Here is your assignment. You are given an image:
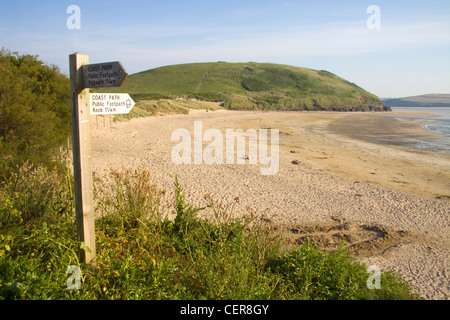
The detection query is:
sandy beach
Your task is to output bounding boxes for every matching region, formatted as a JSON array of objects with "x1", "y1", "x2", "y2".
[{"x1": 91, "y1": 108, "x2": 450, "y2": 300}]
